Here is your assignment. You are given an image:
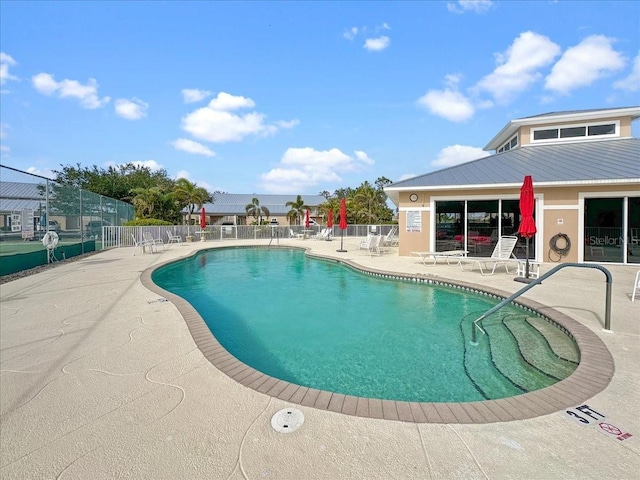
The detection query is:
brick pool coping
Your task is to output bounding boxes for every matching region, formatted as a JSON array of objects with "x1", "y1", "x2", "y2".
[{"x1": 140, "y1": 246, "x2": 615, "y2": 424}]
